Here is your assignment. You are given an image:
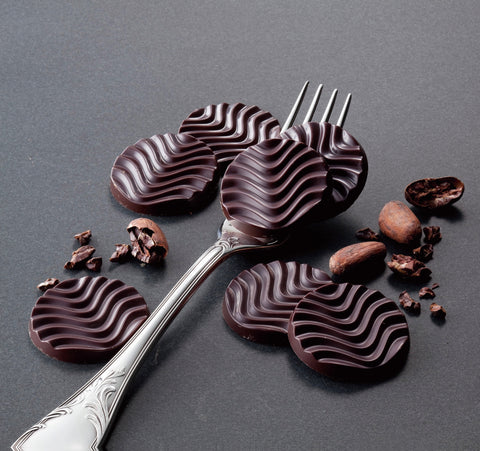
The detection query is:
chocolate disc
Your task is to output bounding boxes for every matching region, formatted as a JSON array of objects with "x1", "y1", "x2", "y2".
[
  {"x1": 223, "y1": 261, "x2": 332, "y2": 344},
  {"x1": 282, "y1": 122, "x2": 367, "y2": 219},
  {"x1": 110, "y1": 132, "x2": 218, "y2": 215},
  {"x1": 178, "y1": 102, "x2": 281, "y2": 169},
  {"x1": 220, "y1": 138, "x2": 330, "y2": 237},
  {"x1": 288, "y1": 282, "x2": 409, "y2": 381},
  {"x1": 29, "y1": 276, "x2": 149, "y2": 363}
]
